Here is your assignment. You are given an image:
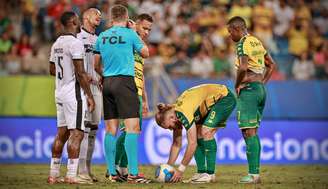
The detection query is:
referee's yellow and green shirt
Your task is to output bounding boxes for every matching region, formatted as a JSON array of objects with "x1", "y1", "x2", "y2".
[
  {"x1": 134, "y1": 52, "x2": 144, "y2": 96},
  {"x1": 234, "y1": 34, "x2": 267, "y2": 74},
  {"x1": 173, "y1": 84, "x2": 229, "y2": 130}
]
